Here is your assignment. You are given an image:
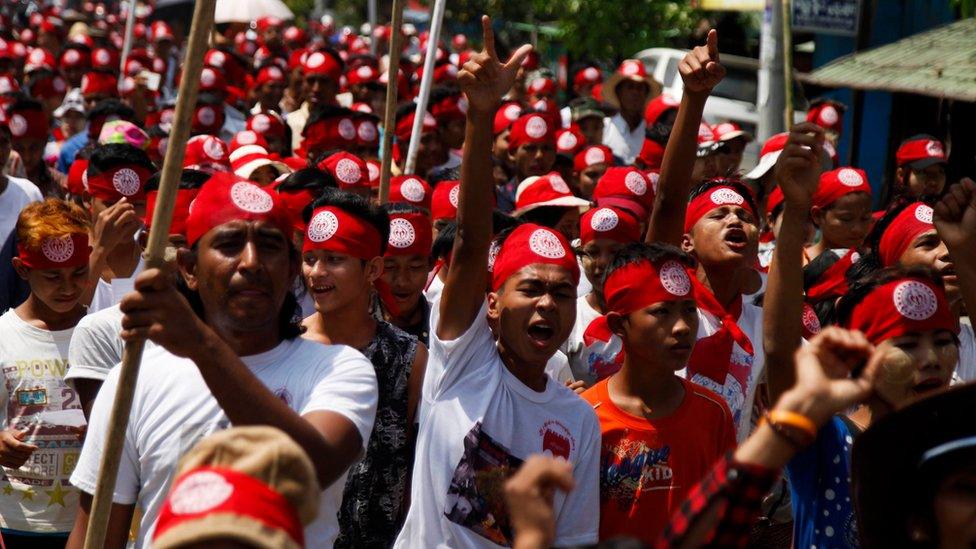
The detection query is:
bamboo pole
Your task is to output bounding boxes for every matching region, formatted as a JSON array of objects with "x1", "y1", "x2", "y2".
[
  {"x1": 82, "y1": 0, "x2": 216, "y2": 546},
  {"x1": 403, "y1": 0, "x2": 448, "y2": 175},
  {"x1": 378, "y1": 0, "x2": 406, "y2": 204},
  {"x1": 782, "y1": 0, "x2": 795, "y2": 129}
]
